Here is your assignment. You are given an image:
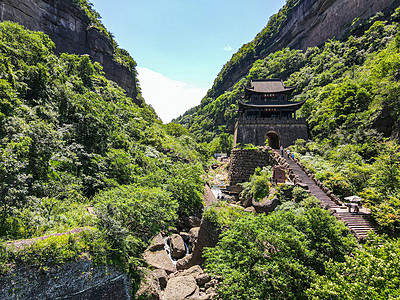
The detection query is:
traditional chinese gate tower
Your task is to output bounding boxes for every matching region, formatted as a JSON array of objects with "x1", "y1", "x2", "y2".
[{"x1": 233, "y1": 79, "x2": 308, "y2": 148}]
